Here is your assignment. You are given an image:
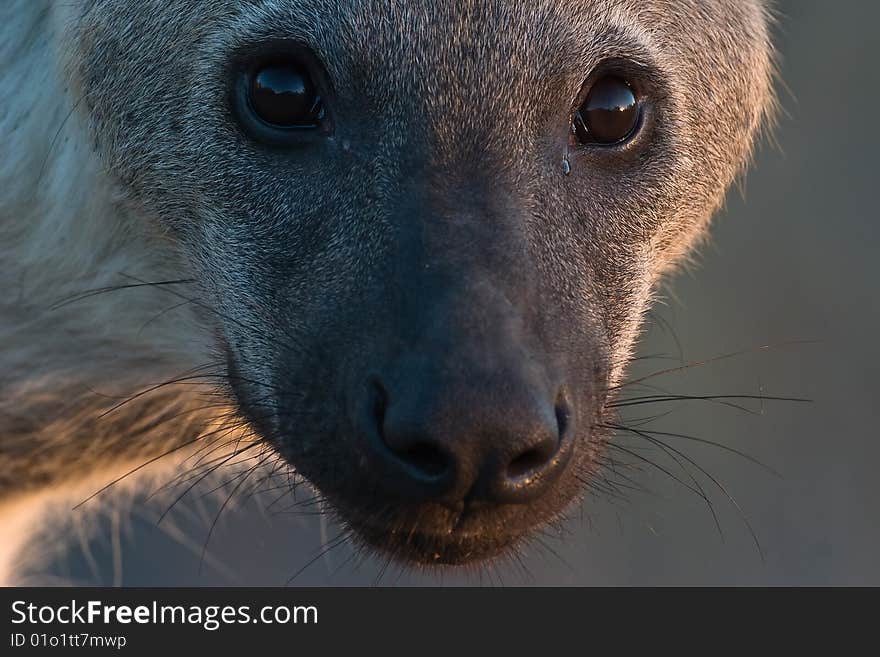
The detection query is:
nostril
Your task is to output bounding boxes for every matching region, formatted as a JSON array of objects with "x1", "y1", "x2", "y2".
[
  {"x1": 507, "y1": 446, "x2": 553, "y2": 479},
  {"x1": 392, "y1": 441, "x2": 450, "y2": 479},
  {"x1": 363, "y1": 377, "x2": 576, "y2": 503},
  {"x1": 370, "y1": 379, "x2": 452, "y2": 482},
  {"x1": 503, "y1": 390, "x2": 572, "y2": 487}
]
